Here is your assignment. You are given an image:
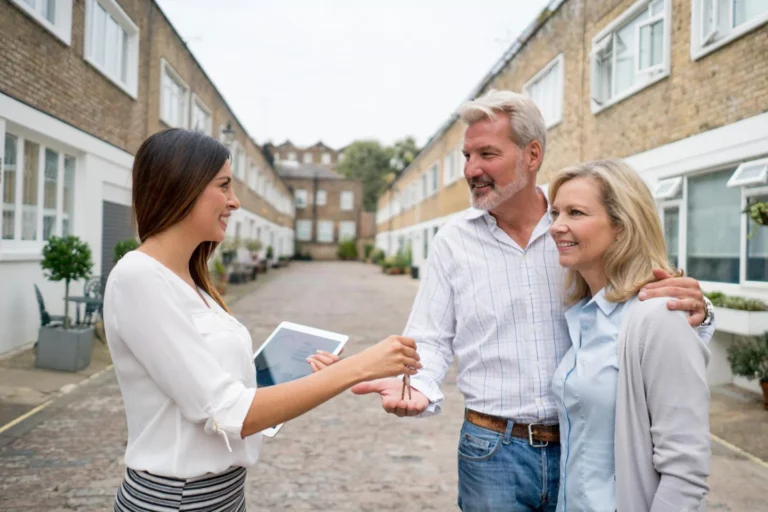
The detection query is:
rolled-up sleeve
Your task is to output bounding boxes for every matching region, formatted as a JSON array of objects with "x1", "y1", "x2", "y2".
[
  {"x1": 111, "y1": 267, "x2": 255, "y2": 447},
  {"x1": 404, "y1": 236, "x2": 456, "y2": 416}
]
